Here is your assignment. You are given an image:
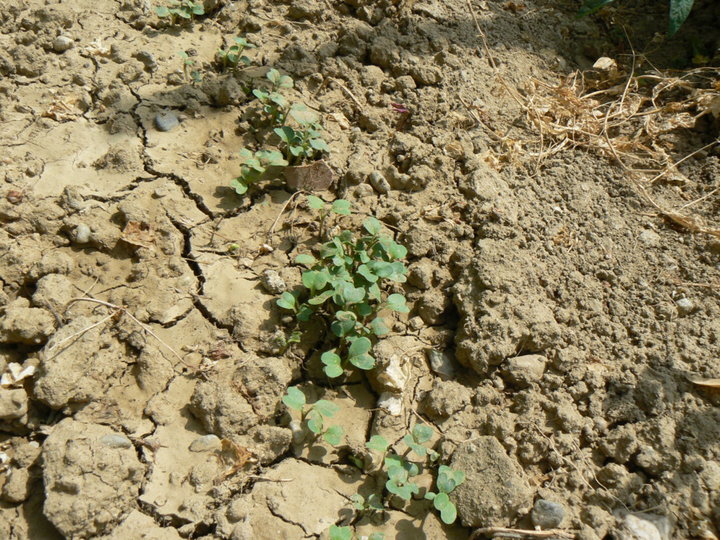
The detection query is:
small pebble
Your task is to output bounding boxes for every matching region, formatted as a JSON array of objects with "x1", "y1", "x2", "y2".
[
  {"x1": 260, "y1": 269, "x2": 286, "y2": 295},
  {"x1": 52, "y1": 36, "x2": 74, "y2": 53},
  {"x1": 426, "y1": 349, "x2": 455, "y2": 379},
  {"x1": 100, "y1": 434, "x2": 133, "y2": 449},
  {"x1": 189, "y1": 434, "x2": 222, "y2": 452},
  {"x1": 155, "y1": 111, "x2": 180, "y2": 132},
  {"x1": 676, "y1": 298, "x2": 694, "y2": 315},
  {"x1": 638, "y1": 229, "x2": 661, "y2": 247},
  {"x1": 531, "y1": 499, "x2": 565, "y2": 529},
  {"x1": 74, "y1": 224, "x2": 91, "y2": 244},
  {"x1": 369, "y1": 171, "x2": 390, "y2": 194}
]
